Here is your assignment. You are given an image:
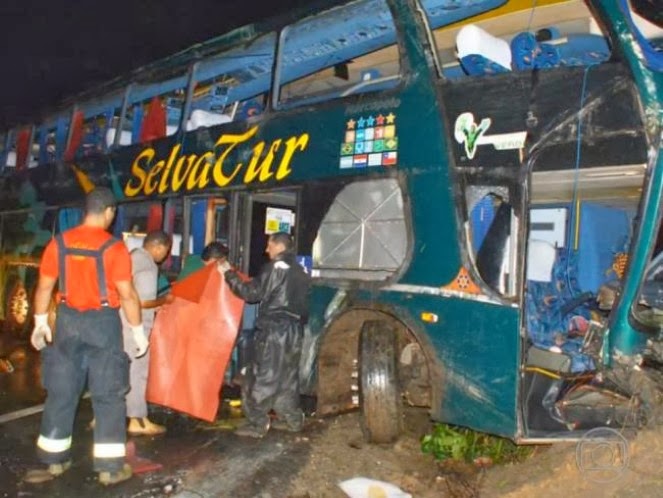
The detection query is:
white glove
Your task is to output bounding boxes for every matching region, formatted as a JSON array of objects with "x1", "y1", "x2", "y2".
[
  {"x1": 217, "y1": 260, "x2": 232, "y2": 274},
  {"x1": 130, "y1": 324, "x2": 149, "y2": 358},
  {"x1": 31, "y1": 314, "x2": 52, "y2": 351}
]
